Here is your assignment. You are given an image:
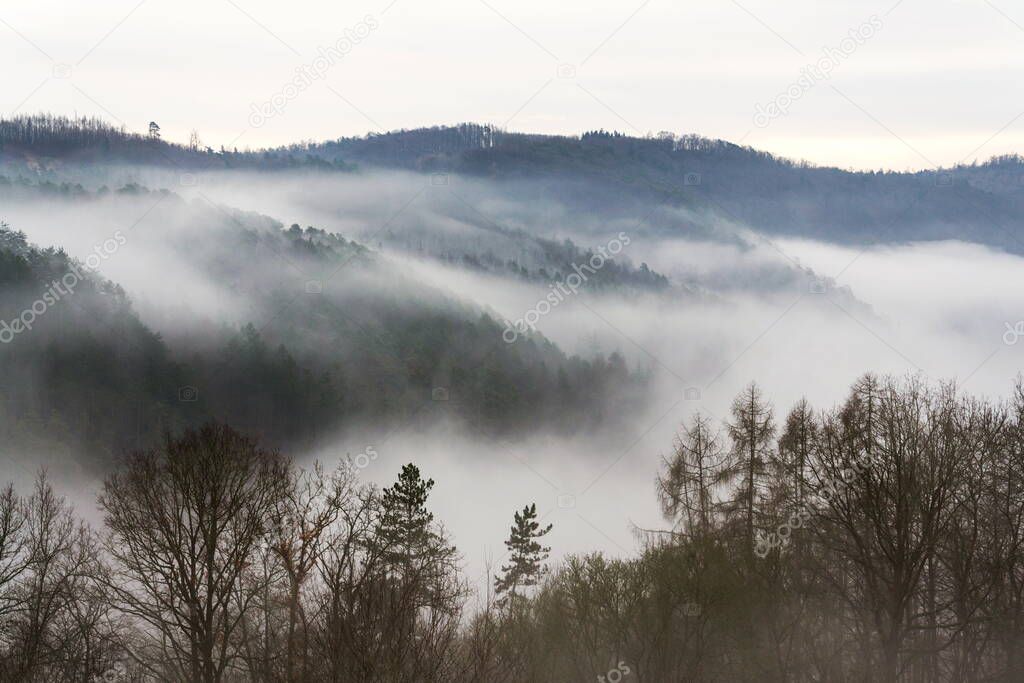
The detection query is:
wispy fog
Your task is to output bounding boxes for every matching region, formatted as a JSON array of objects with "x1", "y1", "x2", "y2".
[
  {"x1": 339, "y1": 237, "x2": 1024, "y2": 590},
  {"x1": 3, "y1": 169, "x2": 1022, "y2": 597}
]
